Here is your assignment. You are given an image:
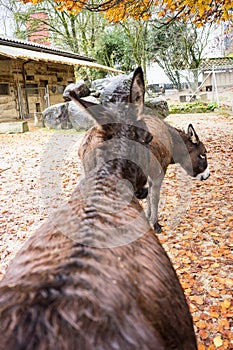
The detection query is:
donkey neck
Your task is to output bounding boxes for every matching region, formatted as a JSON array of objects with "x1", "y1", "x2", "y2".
[
  {"x1": 67, "y1": 161, "x2": 147, "y2": 248},
  {"x1": 97, "y1": 157, "x2": 146, "y2": 192},
  {"x1": 88, "y1": 122, "x2": 149, "y2": 191}
]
